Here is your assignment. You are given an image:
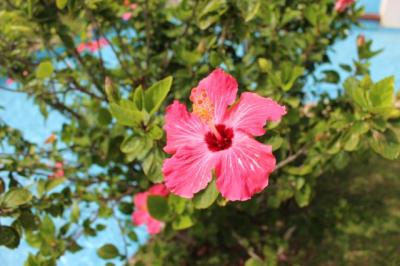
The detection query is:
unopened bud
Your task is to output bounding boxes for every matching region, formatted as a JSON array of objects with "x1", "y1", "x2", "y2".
[
  {"x1": 357, "y1": 34, "x2": 365, "y2": 47},
  {"x1": 105, "y1": 77, "x2": 120, "y2": 102}
]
